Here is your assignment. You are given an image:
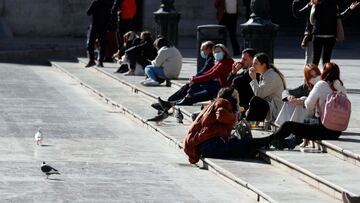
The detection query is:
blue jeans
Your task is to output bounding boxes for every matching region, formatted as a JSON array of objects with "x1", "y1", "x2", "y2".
[{"x1": 145, "y1": 65, "x2": 167, "y2": 82}]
